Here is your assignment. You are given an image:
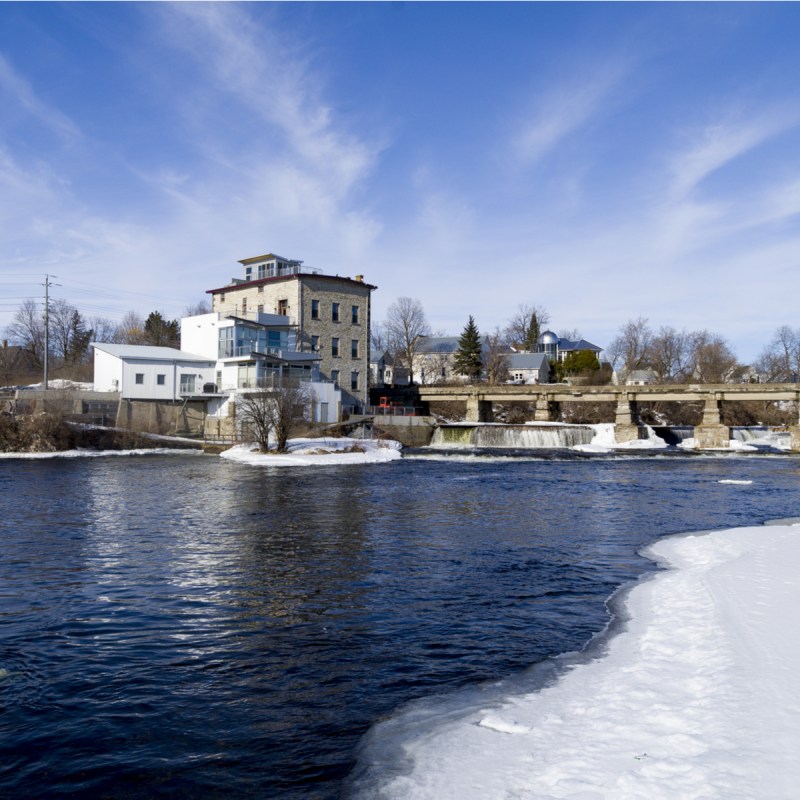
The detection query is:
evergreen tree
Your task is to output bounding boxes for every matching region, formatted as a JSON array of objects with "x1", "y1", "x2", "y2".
[
  {"x1": 454, "y1": 315, "x2": 483, "y2": 381},
  {"x1": 523, "y1": 310, "x2": 540, "y2": 352},
  {"x1": 66, "y1": 310, "x2": 93, "y2": 365},
  {"x1": 144, "y1": 311, "x2": 180, "y2": 348}
]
